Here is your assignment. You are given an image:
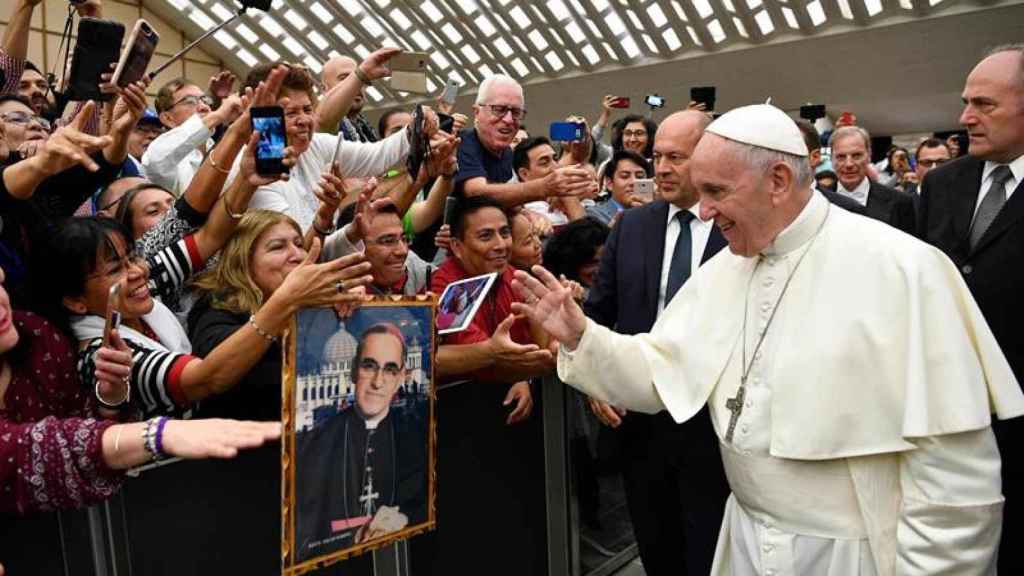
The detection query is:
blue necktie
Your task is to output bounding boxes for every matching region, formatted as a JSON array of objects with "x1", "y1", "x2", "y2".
[{"x1": 666, "y1": 210, "x2": 696, "y2": 302}]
